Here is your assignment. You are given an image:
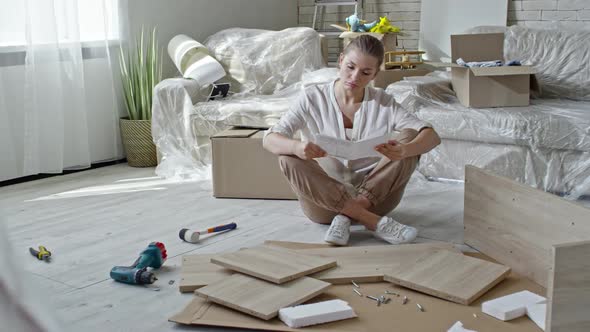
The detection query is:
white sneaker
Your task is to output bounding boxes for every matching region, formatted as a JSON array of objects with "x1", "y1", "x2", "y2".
[
  {"x1": 324, "y1": 215, "x2": 351, "y2": 246},
  {"x1": 374, "y1": 216, "x2": 418, "y2": 245}
]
